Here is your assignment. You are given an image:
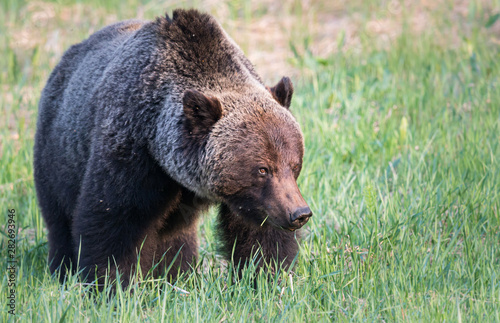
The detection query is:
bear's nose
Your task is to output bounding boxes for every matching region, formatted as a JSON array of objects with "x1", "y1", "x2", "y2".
[{"x1": 289, "y1": 206, "x2": 312, "y2": 229}]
